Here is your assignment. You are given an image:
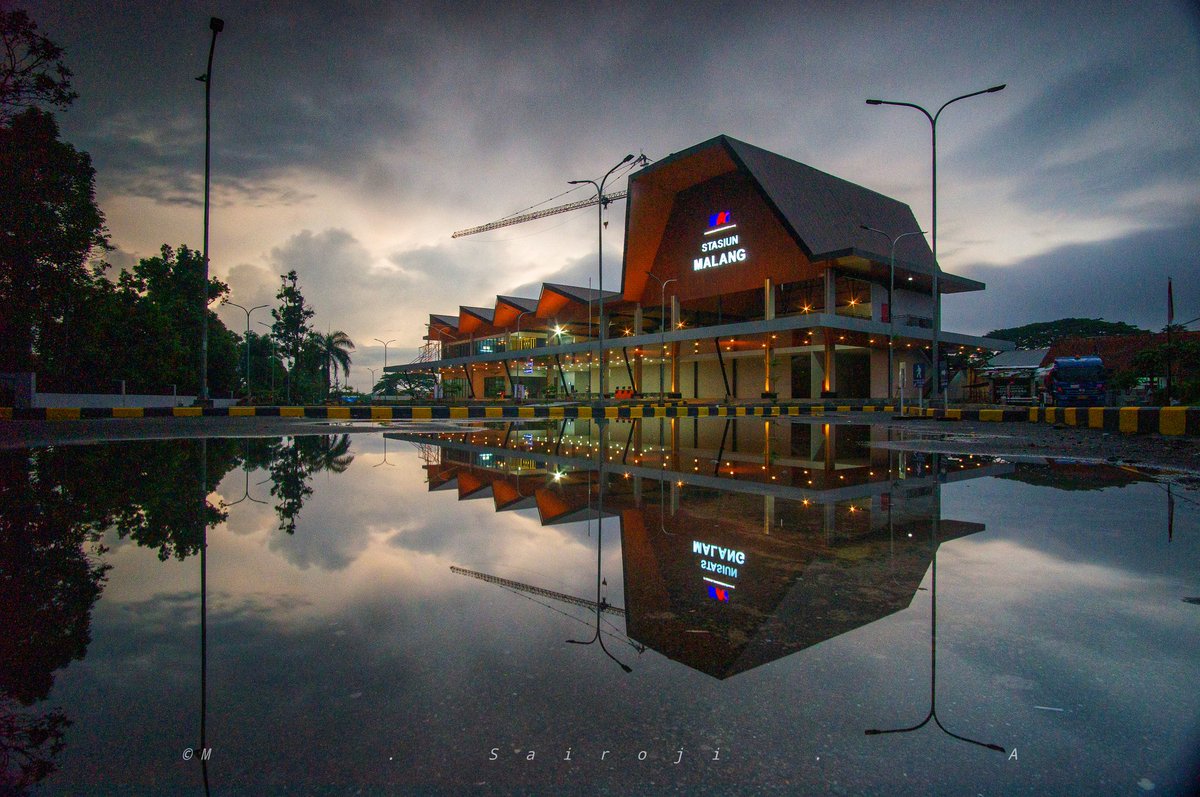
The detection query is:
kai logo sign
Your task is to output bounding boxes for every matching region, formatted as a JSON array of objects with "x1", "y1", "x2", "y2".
[
  {"x1": 708, "y1": 211, "x2": 733, "y2": 229},
  {"x1": 694, "y1": 211, "x2": 747, "y2": 271}
]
